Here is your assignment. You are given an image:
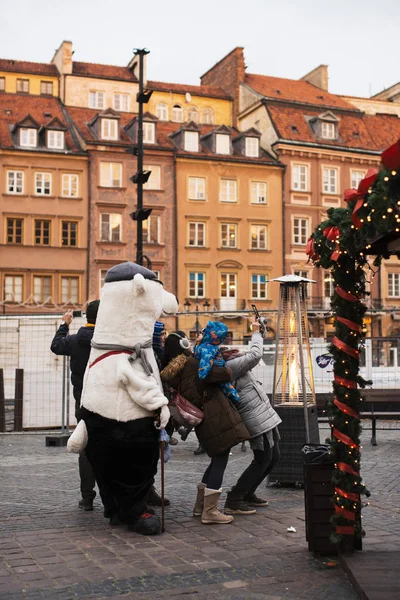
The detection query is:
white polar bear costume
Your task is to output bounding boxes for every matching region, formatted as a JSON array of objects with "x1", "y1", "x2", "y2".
[{"x1": 67, "y1": 262, "x2": 178, "y2": 535}]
